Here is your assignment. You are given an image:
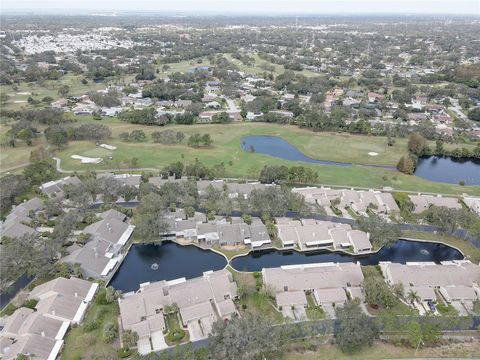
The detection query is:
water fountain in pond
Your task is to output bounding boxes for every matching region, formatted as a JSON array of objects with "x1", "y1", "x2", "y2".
[
  {"x1": 151, "y1": 263, "x2": 159, "y2": 270},
  {"x1": 420, "y1": 249, "x2": 429, "y2": 255}
]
